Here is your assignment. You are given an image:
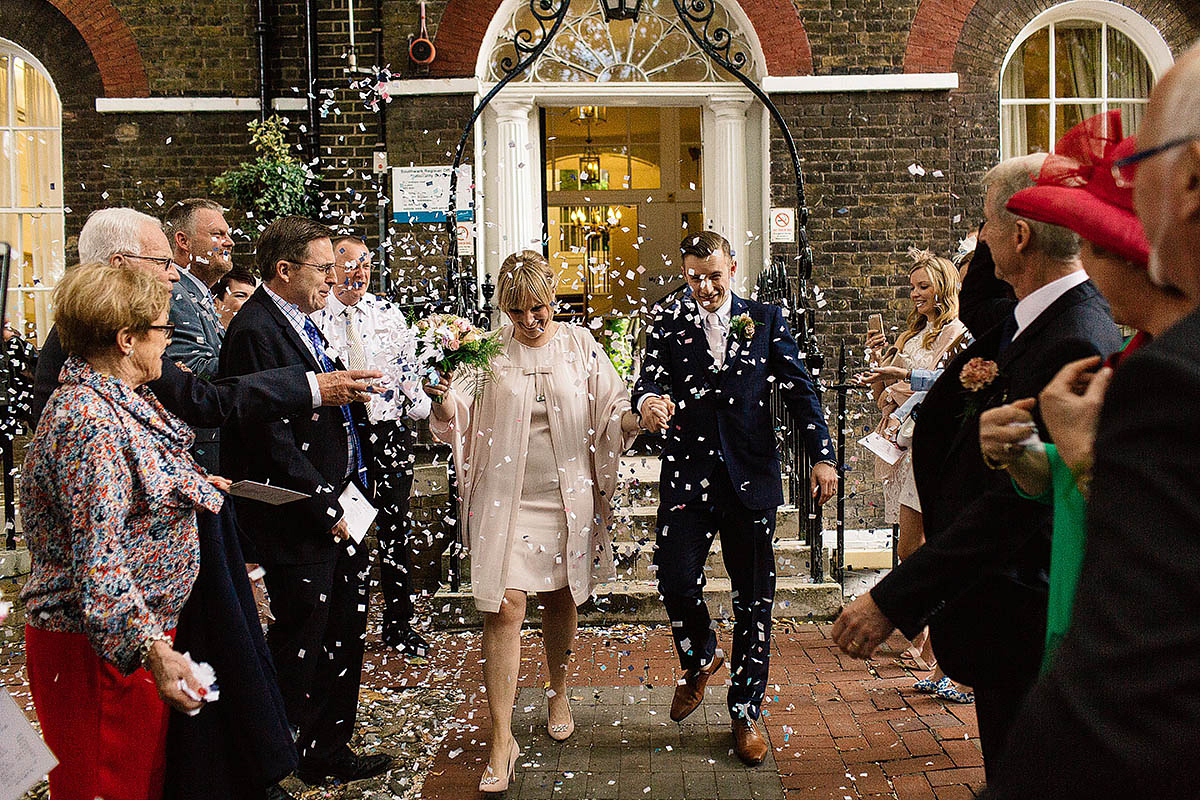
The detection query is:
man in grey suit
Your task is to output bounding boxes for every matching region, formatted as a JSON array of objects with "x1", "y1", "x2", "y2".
[{"x1": 165, "y1": 198, "x2": 235, "y2": 471}]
